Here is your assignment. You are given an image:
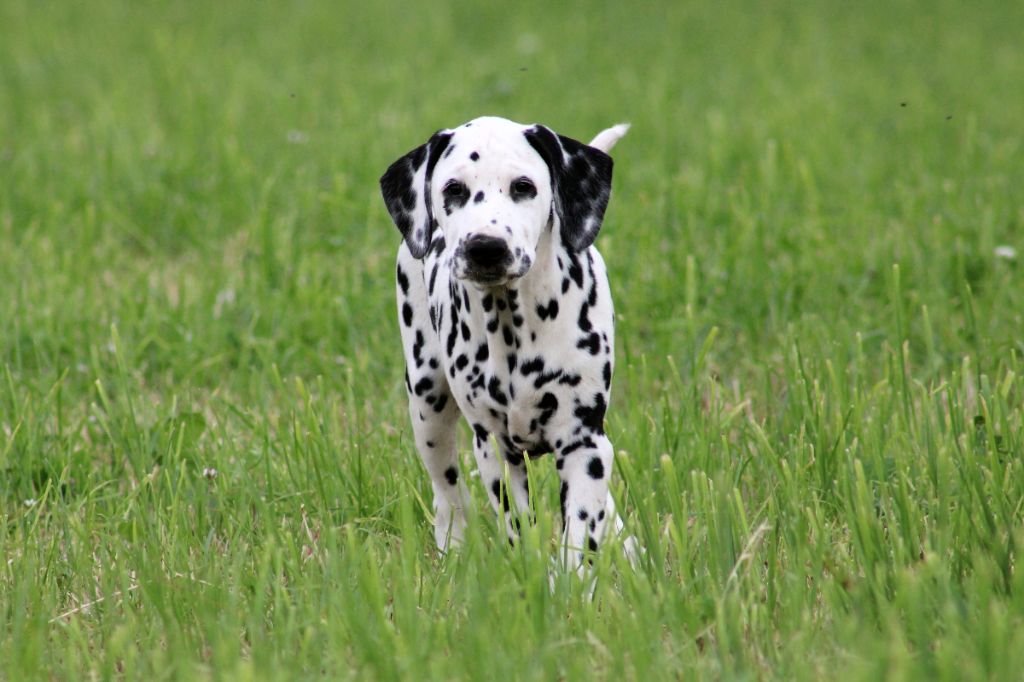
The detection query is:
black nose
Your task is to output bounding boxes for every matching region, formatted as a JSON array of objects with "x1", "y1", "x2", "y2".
[{"x1": 463, "y1": 235, "x2": 512, "y2": 267}]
